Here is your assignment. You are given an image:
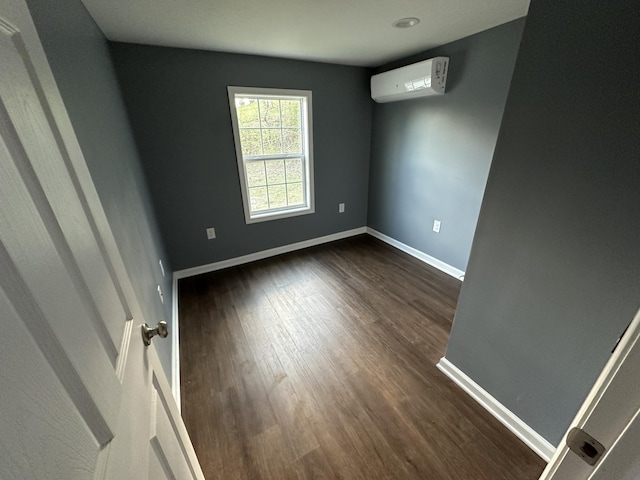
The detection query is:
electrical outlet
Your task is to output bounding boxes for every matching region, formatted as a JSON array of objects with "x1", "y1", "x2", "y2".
[
  {"x1": 159, "y1": 259, "x2": 165, "y2": 277},
  {"x1": 433, "y1": 220, "x2": 441, "y2": 233},
  {"x1": 339, "y1": 203, "x2": 345, "y2": 213},
  {"x1": 206, "y1": 227, "x2": 216, "y2": 239}
]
